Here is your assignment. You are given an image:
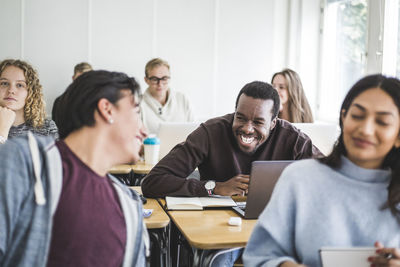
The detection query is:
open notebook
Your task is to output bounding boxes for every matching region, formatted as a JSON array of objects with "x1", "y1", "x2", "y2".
[{"x1": 165, "y1": 196, "x2": 237, "y2": 210}]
